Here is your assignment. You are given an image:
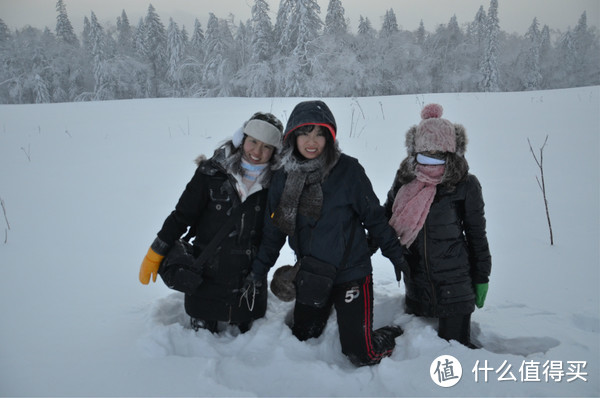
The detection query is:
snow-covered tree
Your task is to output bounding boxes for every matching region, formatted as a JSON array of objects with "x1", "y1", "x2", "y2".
[
  {"x1": 55, "y1": 0, "x2": 78, "y2": 46},
  {"x1": 235, "y1": 20, "x2": 252, "y2": 72},
  {"x1": 250, "y1": 0, "x2": 274, "y2": 63},
  {"x1": 311, "y1": 0, "x2": 356, "y2": 96},
  {"x1": 166, "y1": 18, "x2": 184, "y2": 93},
  {"x1": 357, "y1": 16, "x2": 375, "y2": 38},
  {"x1": 522, "y1": 17, "x2": 542, "y2": 90},
  {"x1": 89, "y1": 11, "x2": 110, "y2": 99},
  {"x1": 81, "y1": 17, "x2": 92, "y2": 53},
  {"x1": 415, "y1": 20, "x2": 426, "y2": 45},
  {"x1": 467, "y1": 6, "x2": 487, "y2": 50},
  {"x1": 142, "y1": 4, "x2": 167, "y2": 97},
  {"x1": 274, "y1": 0, "x2": 295, "y2": 55},
  {"x1": 237, "y1": 0, "x2": 276, "y2": 96},
  {"x1": 282, "y1": 0, "x2": 323, "y2": 96},
  {"x1": 324, "y1": 0, "x2": 347, "y2": 36},
  {"x1": 203, "y1": 14, "x2": 236, "y2": 96},
  {"x1": 556, "y1": 29, "x2": 578, "y2": 87},
  {"x1": 479, "y1": 0, "x2": 500, "y2": 91},
  {"x1": 380, "y1": 9, "x2": 399, "y2": 37},
  {"x1": 190, "y1": 19, "x2": 205, "y2": 57},
  {"x1": 0, "y1": 18, "x2": 10, "y2": 43},
  {"x1": 573, "y1": 11, "x2": 600, "y2": 85},
  {"x1": 426, "y1": 15, "x2": 470, "y2": 92},
  {"x1": 116, "y1": 10, "x2": 133, "y2": 54},
  {"x1": 134, "y1": 17, "x2": 145, "y2": 56},
  {"x1": 33, "y1": 74, "x2": 50, "y2": 103}
]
